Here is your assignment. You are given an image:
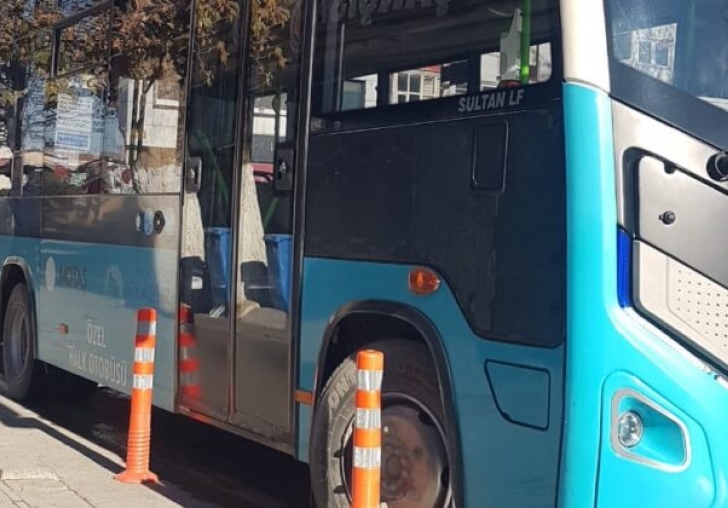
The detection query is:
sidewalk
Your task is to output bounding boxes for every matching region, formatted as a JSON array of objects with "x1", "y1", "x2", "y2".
[{"x1": 0, "y1": 395, "x2": 214, "y2": 508}]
